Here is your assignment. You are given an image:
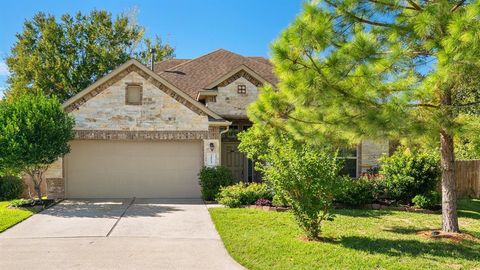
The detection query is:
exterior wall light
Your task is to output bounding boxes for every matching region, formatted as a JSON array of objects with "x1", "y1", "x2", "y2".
[{"x1": 209, "y1": 142, "x2": 215, "y2": 152}]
